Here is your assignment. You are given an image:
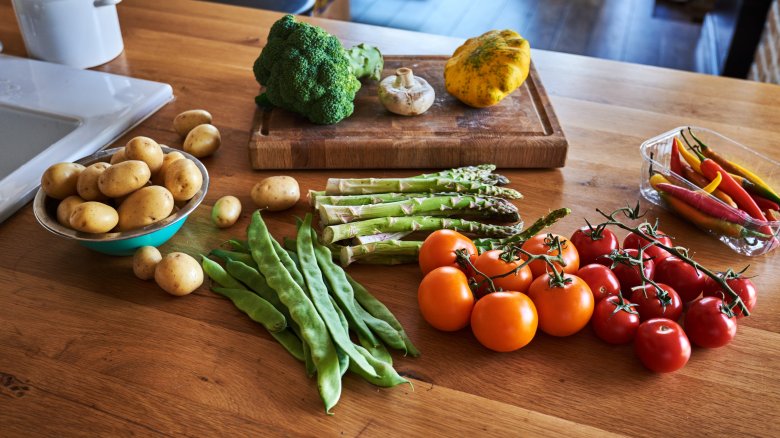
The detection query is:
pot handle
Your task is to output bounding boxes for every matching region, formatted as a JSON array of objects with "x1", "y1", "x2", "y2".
[{"x1": 94, "y1": 0, "x2": 122, "y2": 6}]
